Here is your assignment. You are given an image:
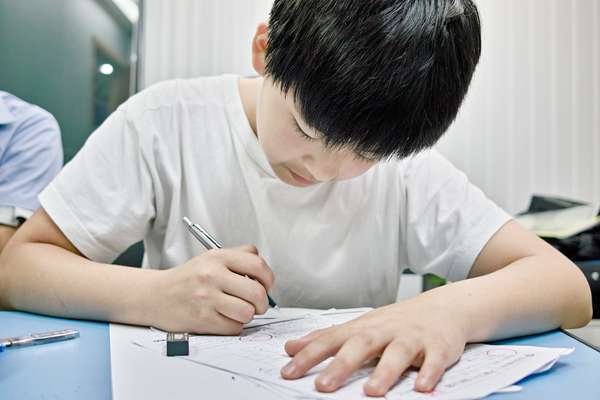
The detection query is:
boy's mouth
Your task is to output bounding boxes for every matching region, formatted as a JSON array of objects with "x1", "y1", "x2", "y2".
[{"x1": 288, "y1": 168, "x2": 318, "y2": 186}]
